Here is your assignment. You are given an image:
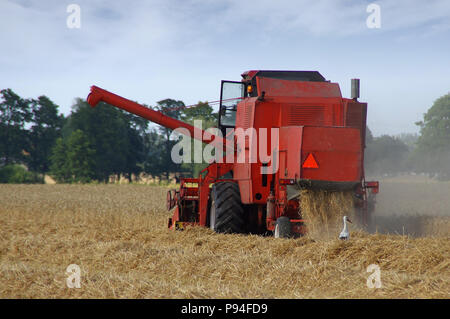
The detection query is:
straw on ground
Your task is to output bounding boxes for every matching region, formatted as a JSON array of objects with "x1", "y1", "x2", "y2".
[{"x1": 0, "y1": 184, "x2": 448, "y2": 298}]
